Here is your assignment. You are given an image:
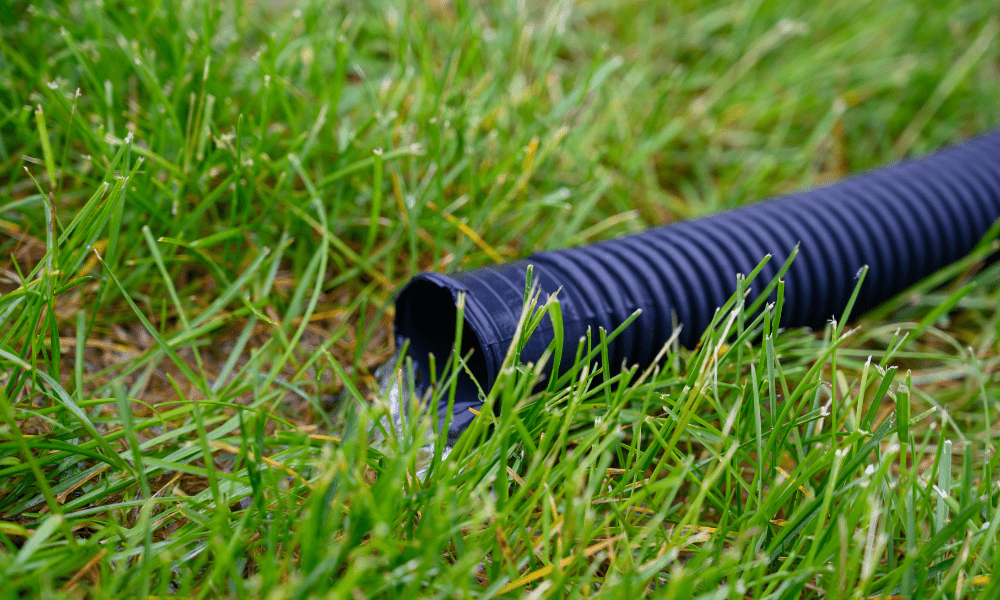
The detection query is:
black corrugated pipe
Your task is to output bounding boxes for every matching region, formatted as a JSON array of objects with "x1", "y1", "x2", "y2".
[{"x1": 394, "y1": 131, "x2": 1000, "y2": 433}]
